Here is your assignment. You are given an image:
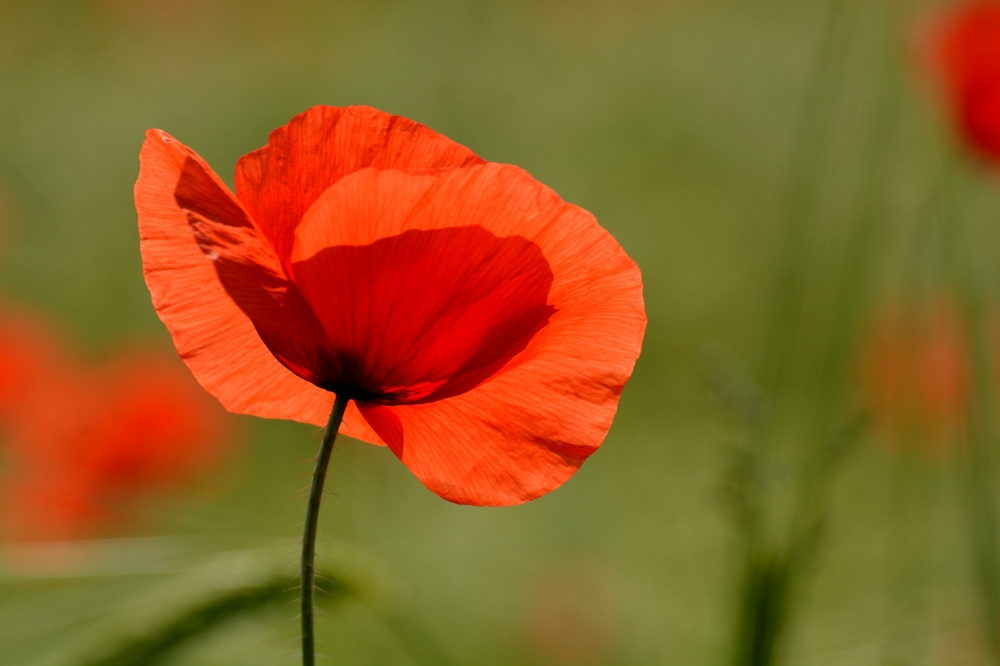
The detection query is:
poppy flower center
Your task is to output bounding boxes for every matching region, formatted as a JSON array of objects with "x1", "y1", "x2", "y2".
[{"x1": 276, "y1": 225, "x2": 556, "y2": 404}]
